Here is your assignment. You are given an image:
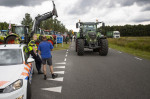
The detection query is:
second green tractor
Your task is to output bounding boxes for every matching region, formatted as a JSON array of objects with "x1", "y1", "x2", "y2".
[{"x1": 75, "y1": 21, "x2": 108, "y2": 56}]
